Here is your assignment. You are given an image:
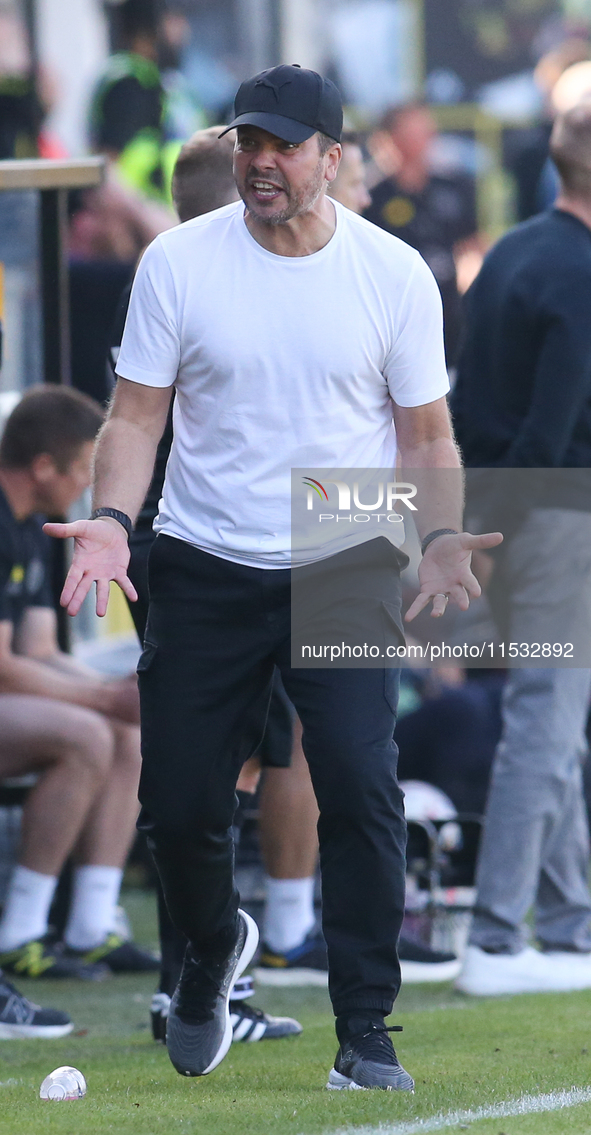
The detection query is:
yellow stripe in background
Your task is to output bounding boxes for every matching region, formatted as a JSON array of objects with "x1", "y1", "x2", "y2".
[{"x1": 103, "y1": 581, "x2": 135, "y2": 637}]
